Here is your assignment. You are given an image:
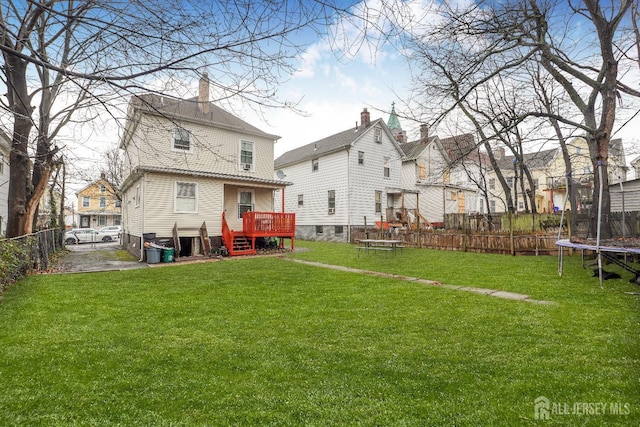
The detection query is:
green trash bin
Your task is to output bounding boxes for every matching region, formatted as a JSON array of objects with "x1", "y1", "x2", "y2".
[{"x1": 162, "y1": 247, "x2": 175, "y2": 263}]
